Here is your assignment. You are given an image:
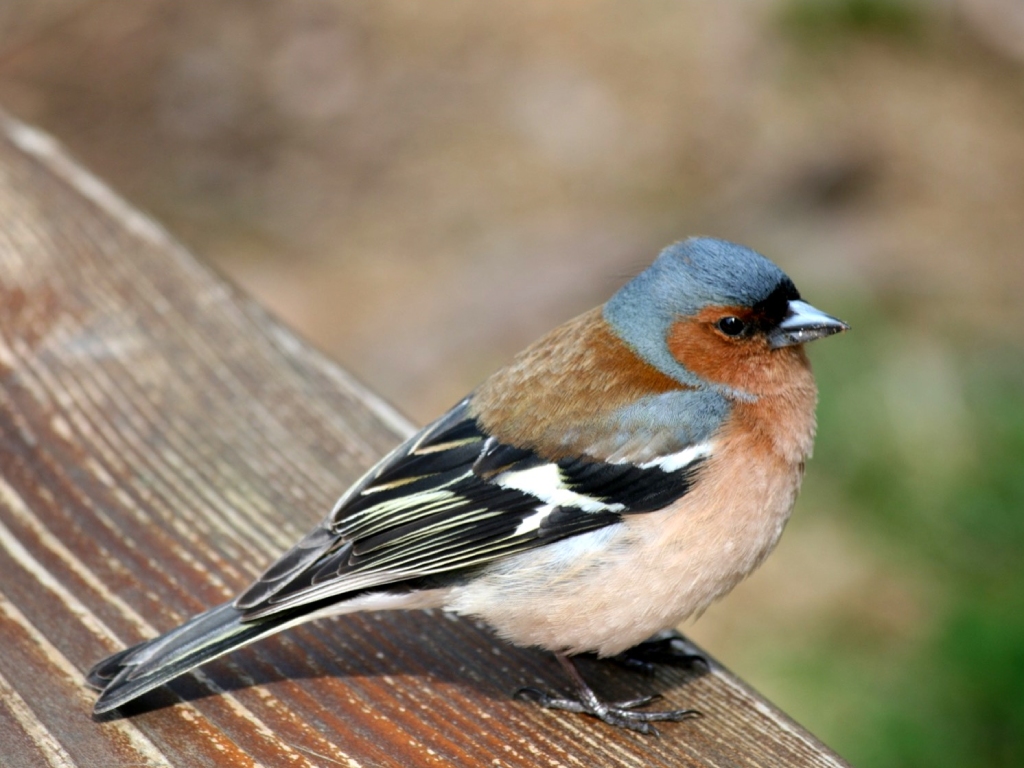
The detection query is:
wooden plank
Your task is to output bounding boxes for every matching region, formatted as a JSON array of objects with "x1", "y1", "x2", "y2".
[{"x1": 0, "y1": 109, "x2": 851, "y2": 767}]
